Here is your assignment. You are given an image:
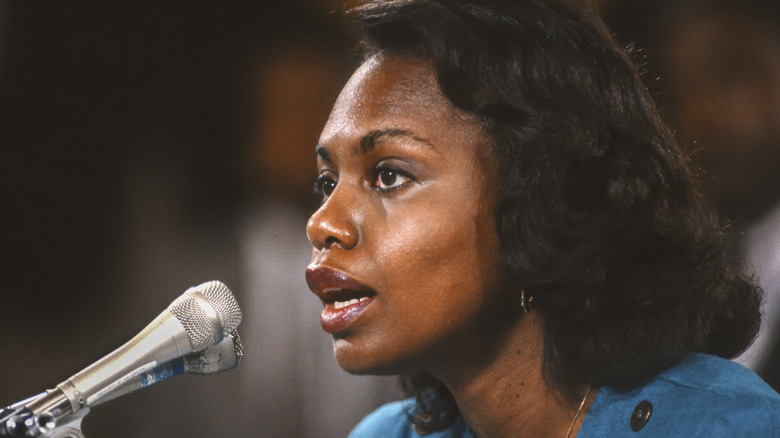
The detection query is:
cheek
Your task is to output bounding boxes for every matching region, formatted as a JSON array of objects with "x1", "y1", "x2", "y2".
[{"x1": 372, "y1": 196, "x2": 498, "y2": 305}]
